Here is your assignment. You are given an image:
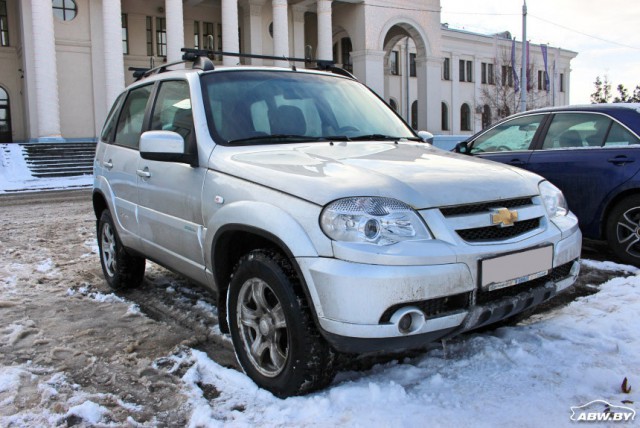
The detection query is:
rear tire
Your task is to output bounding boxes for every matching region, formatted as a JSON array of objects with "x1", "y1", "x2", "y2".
[
  {"x1": 227, "y1": 249, "x2": 335, "y2": 397},
  {"x1": 606, "y1": 195, "x2": 640, "y2": 266},
  {"x1": 97, "y1": 210, "x2": 146, "y2": 289}
]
